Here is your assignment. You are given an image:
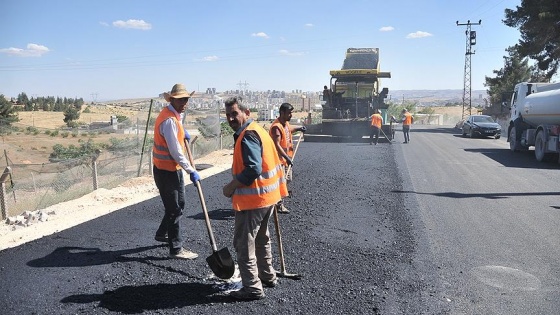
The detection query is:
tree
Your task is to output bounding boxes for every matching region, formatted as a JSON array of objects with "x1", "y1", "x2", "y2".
[
  {"x1": 484, "y1": 46, "x2": 533, "y2": 111},
  {"x1": 386, "y1": 101, "x2": 417, "y2": 119},
  {"x1": 63, "y1": 106, "x2": 80, "y2": 127},
  {"x1": 504, "y1": 0, "x2": 560, "y2": 81},
  {"x1": 17, "y1": 92, "x2": 29, "y2": 105},
  {"x1": 0, "y1": 94, "x2": 20, "y2": 128}
]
